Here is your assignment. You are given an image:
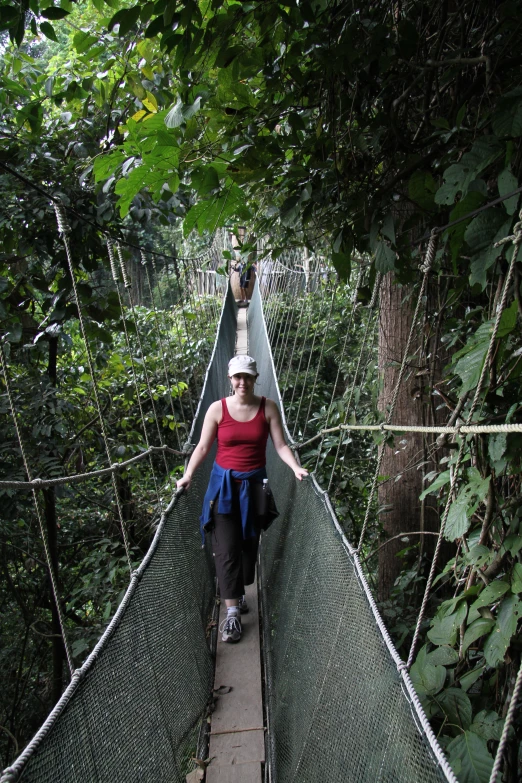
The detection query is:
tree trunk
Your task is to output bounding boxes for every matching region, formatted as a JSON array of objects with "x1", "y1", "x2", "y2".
[{"x1": 377, "y1": 274, "x2": 425, "y2": 600}]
